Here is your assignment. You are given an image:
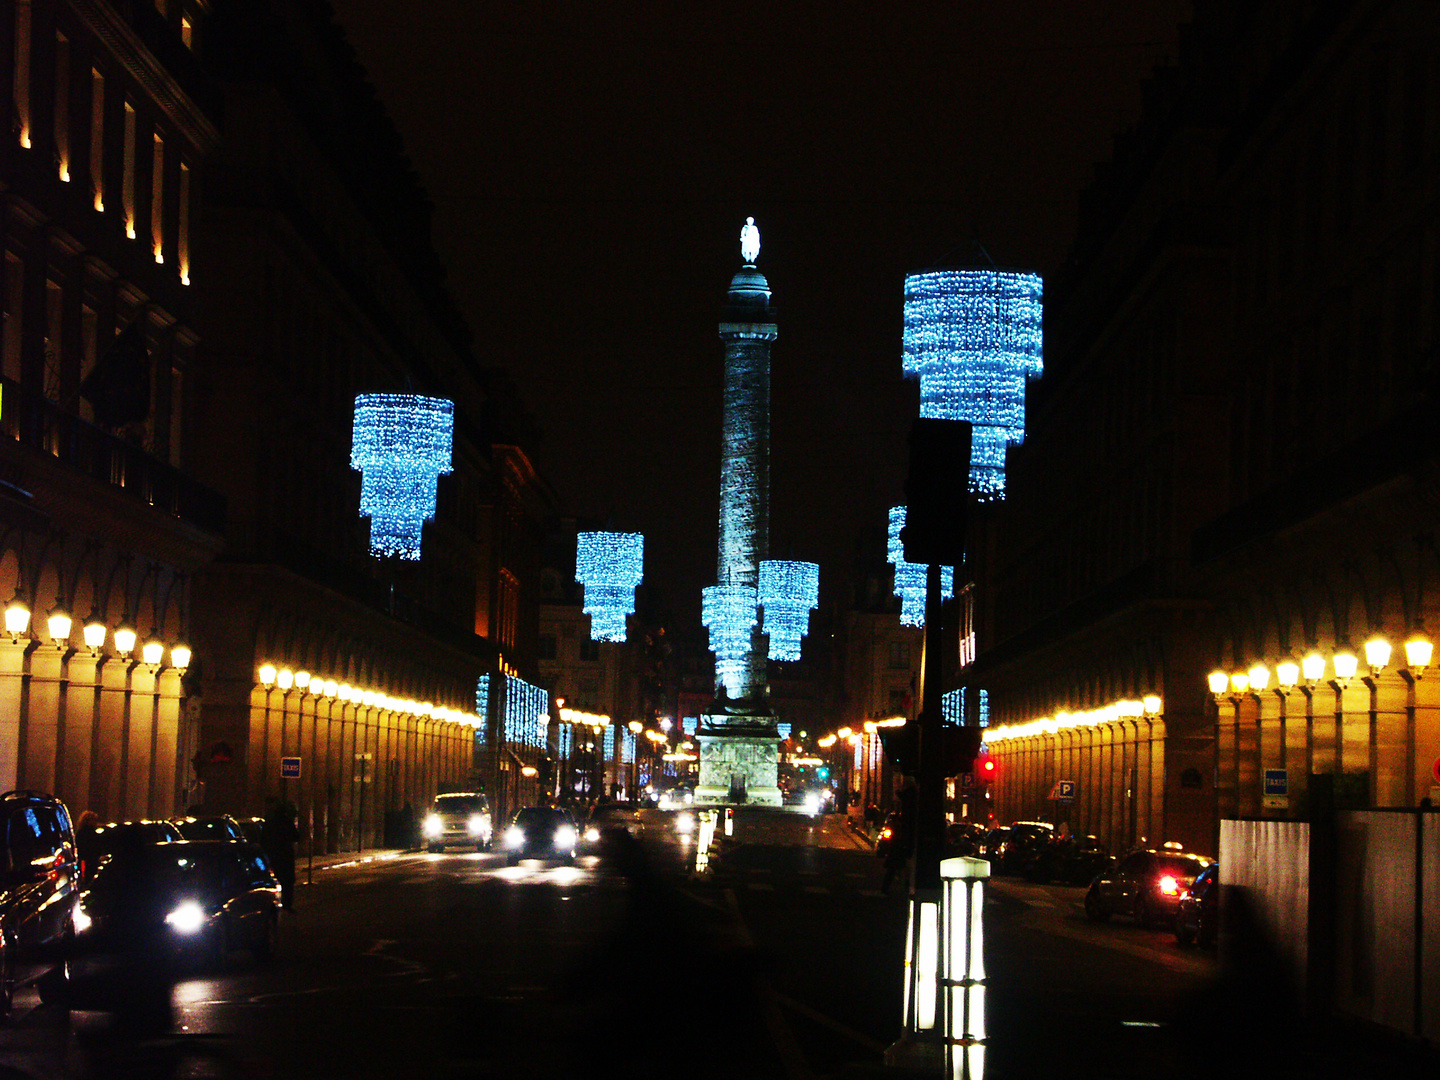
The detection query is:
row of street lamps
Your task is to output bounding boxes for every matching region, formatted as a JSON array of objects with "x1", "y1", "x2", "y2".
[
  {"x1": 3, "y1": 590, "x2": 189, "y2": 670},
  {"x1": 1207, "y1": 633, "x2": 1433, "y2": 698}
]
